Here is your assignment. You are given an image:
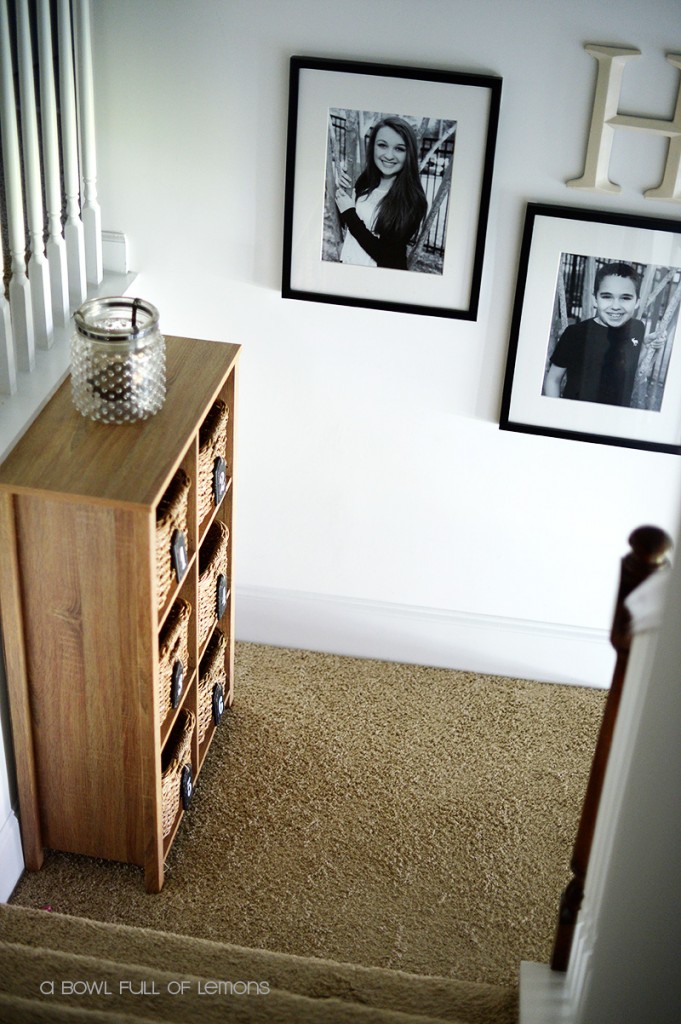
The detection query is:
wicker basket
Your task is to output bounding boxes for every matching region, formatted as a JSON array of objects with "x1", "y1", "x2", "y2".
[
  {"x1": 198, "y1": 519, "x2": 229, "y2": 647},
  {"x1": 156, "y1": 469, "x2": 191, "y2": 607},
  {"x1": 198, "y1": 628, "x2": 227, "y2": 743},
  {"x1": 197, "y1": 400, "x2": 229, "y2": 524},
  {"x1": 158, "y1": 599, "x2": 192, "y2": 722},
  {"x1": 161, "y1": 709, "x2": 195, "y2": 838}
]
